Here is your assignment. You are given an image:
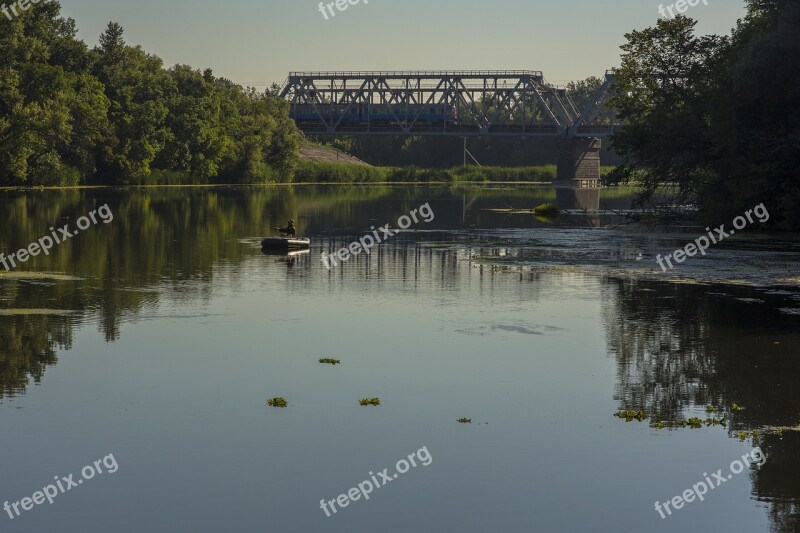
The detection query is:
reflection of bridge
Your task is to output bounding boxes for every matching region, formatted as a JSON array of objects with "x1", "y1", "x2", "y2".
[{"x1": 280, "y1": 70, "x2": 618, "y2": 184}]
